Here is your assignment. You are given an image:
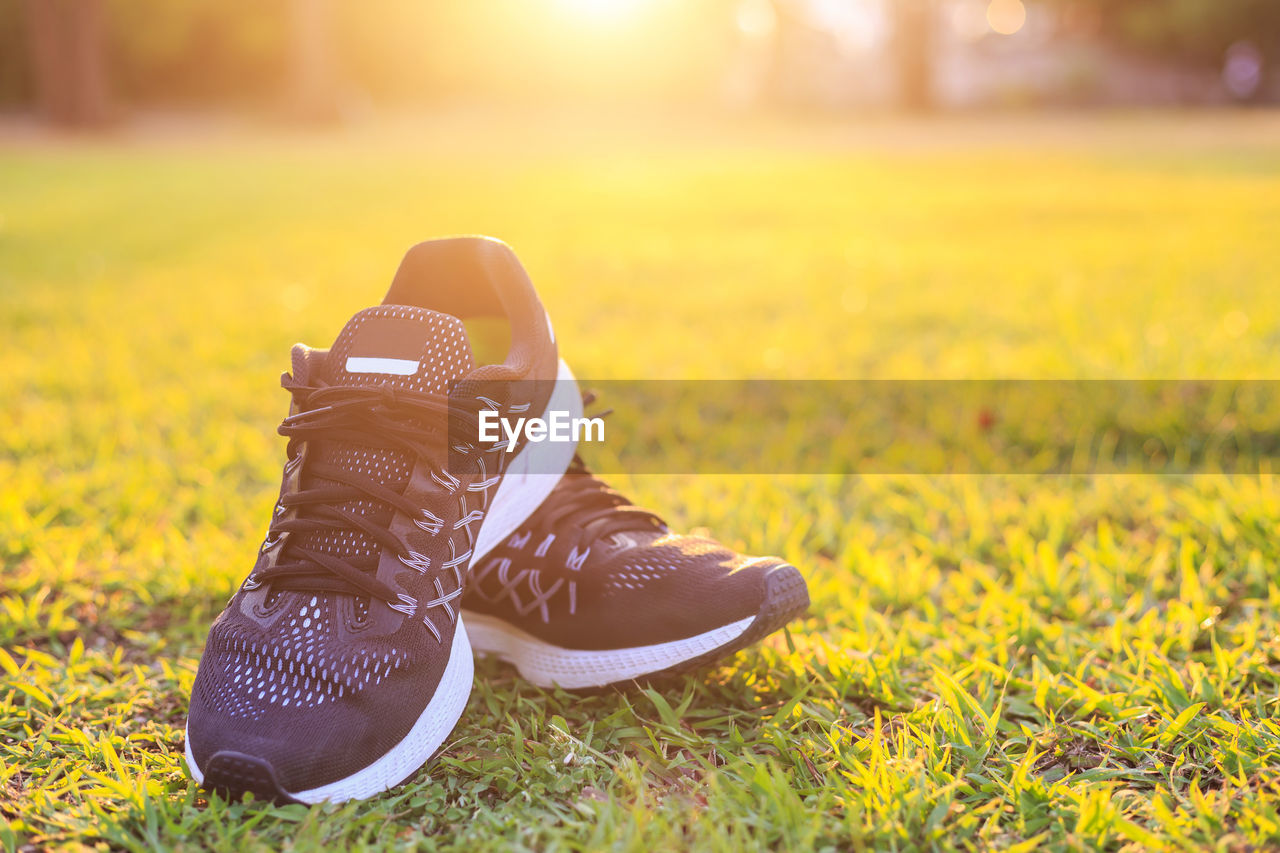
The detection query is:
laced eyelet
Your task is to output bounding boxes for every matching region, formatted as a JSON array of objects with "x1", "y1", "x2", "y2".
[
  {"x1": 265, "y1": 380, "x2": 499, "y2": 618},
  {"x1": 398, "y1": 551, "x2": 432, "y2": 573},
  {"x1": 250, "y1": 585, "x2": 285, "y2": 617},
  {"x1": 414, "y1": 509, "x2": 444, "y2": 535},
  {"x1": 388, "y1": 593, "x2": 418, "y2": 616},
  {"x1": 430, "y1": 468, "x2": 462, "y2": 493}
]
